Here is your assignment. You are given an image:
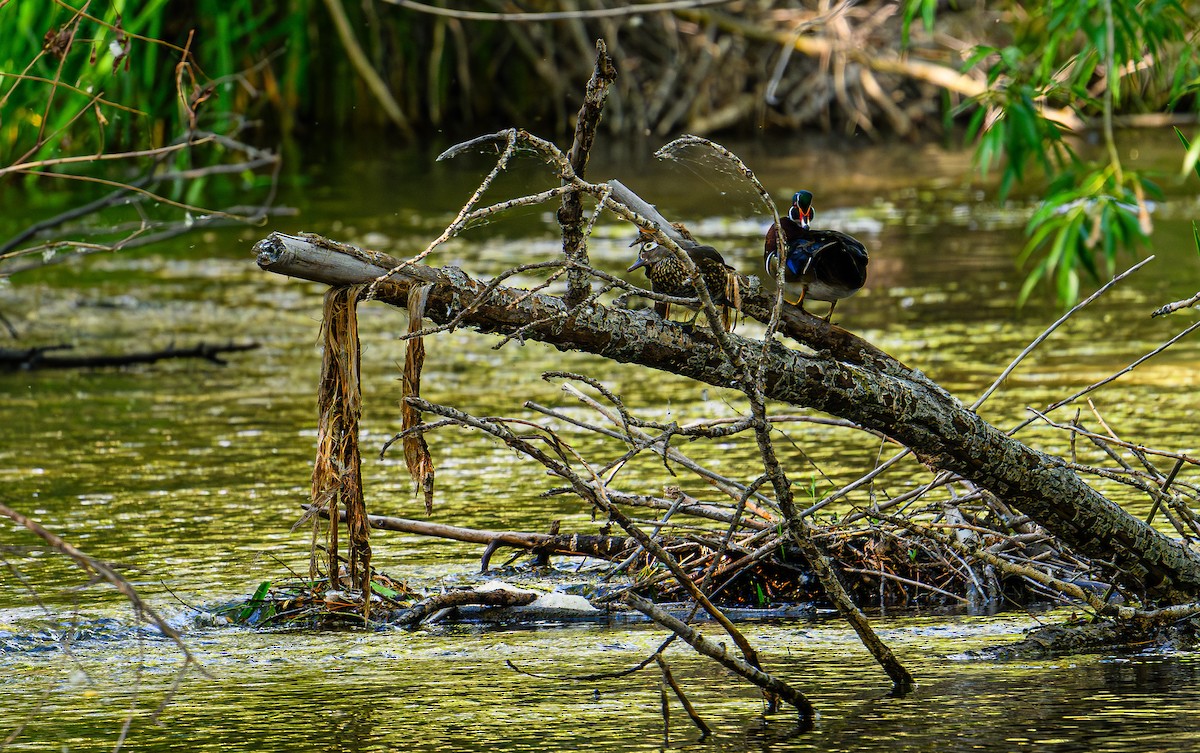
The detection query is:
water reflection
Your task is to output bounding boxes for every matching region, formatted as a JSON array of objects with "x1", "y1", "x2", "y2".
[{"x1": 2, "y1": 131, "x2": 1200, "y2": 751}]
